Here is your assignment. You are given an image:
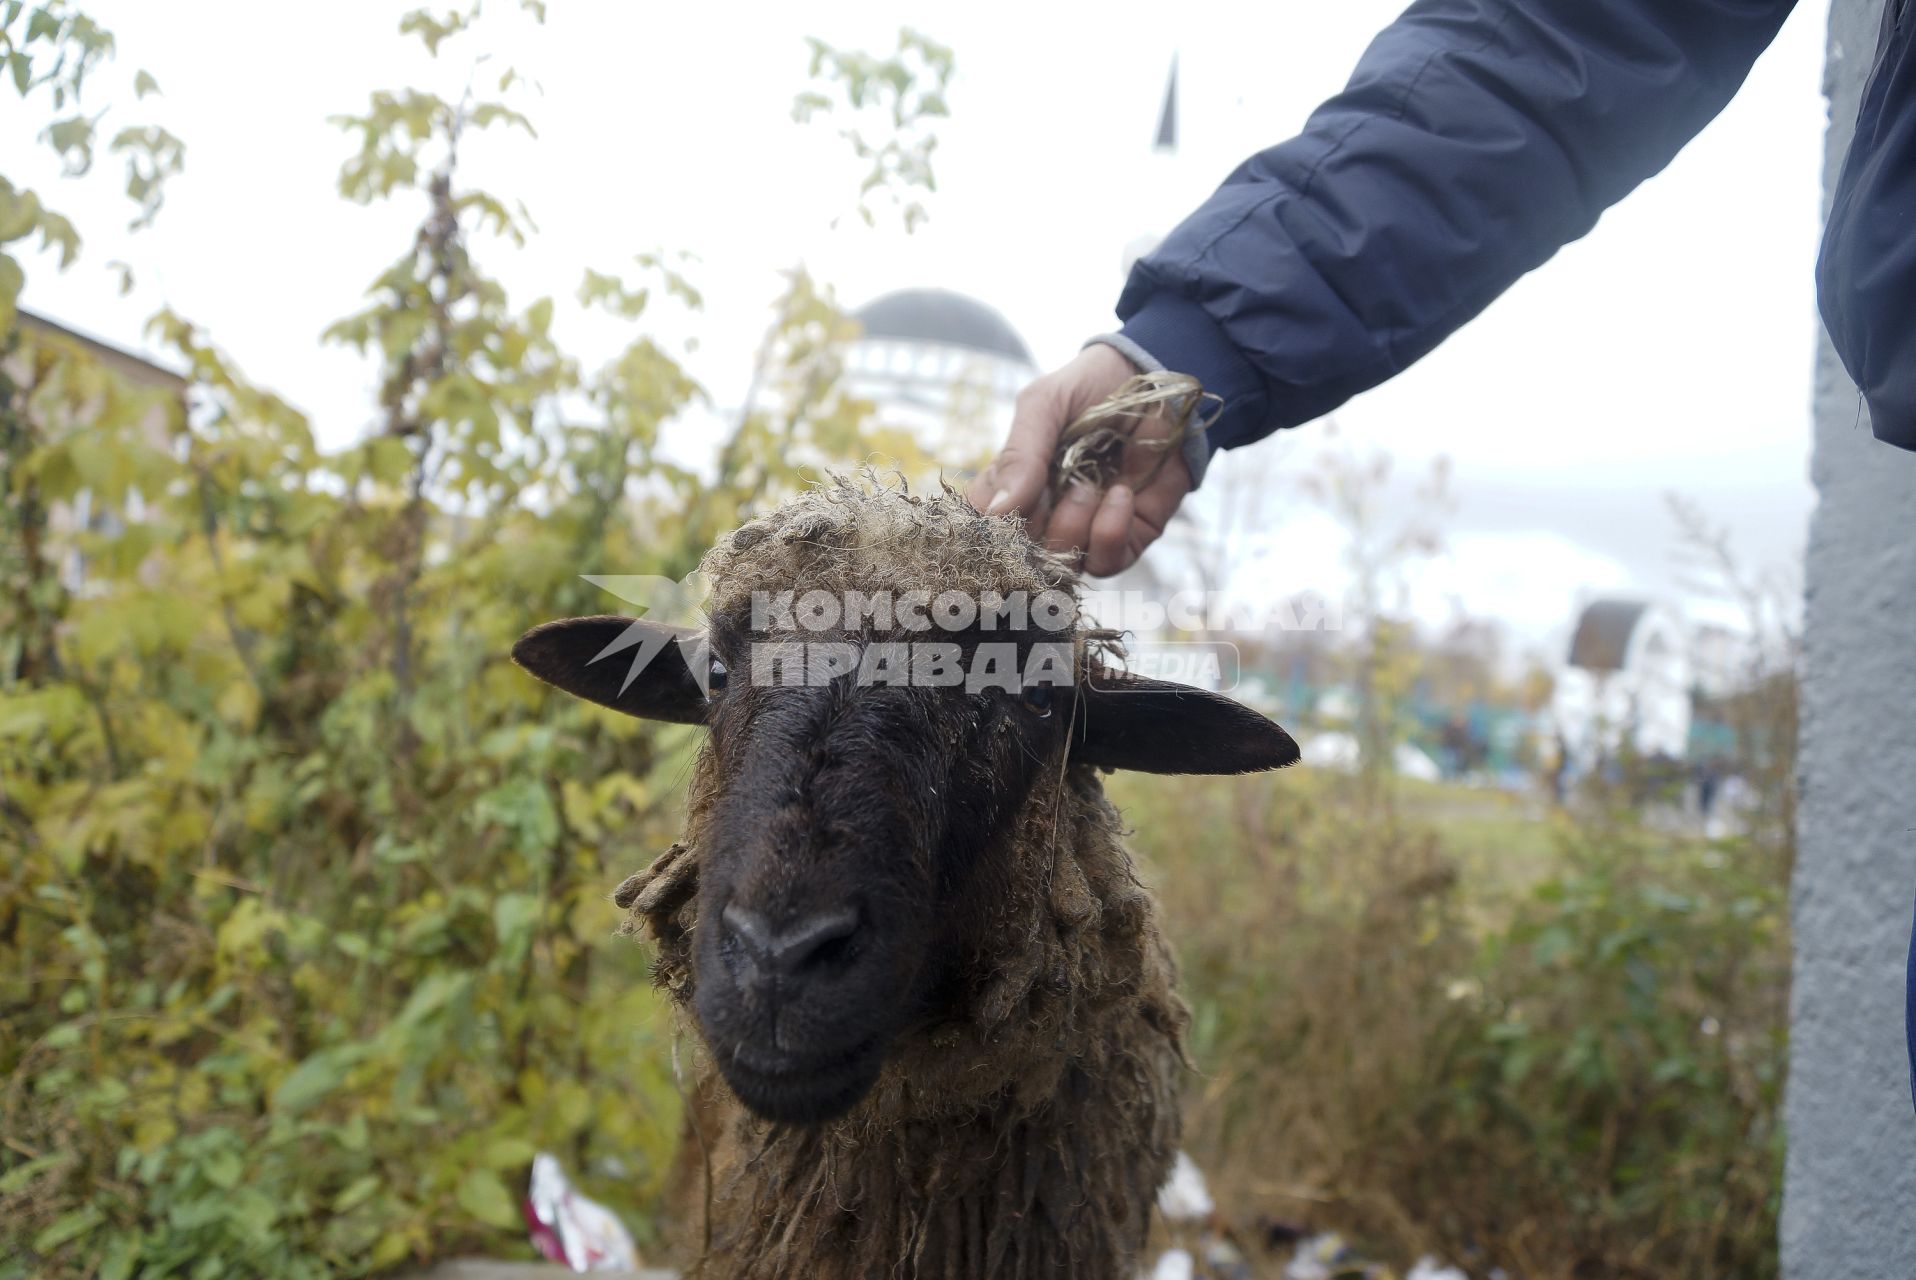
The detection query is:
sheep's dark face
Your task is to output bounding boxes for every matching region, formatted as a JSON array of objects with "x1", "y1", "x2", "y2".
[{"x1": 678, "y1": 610, "x2": 1077, "y2": 1123}]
